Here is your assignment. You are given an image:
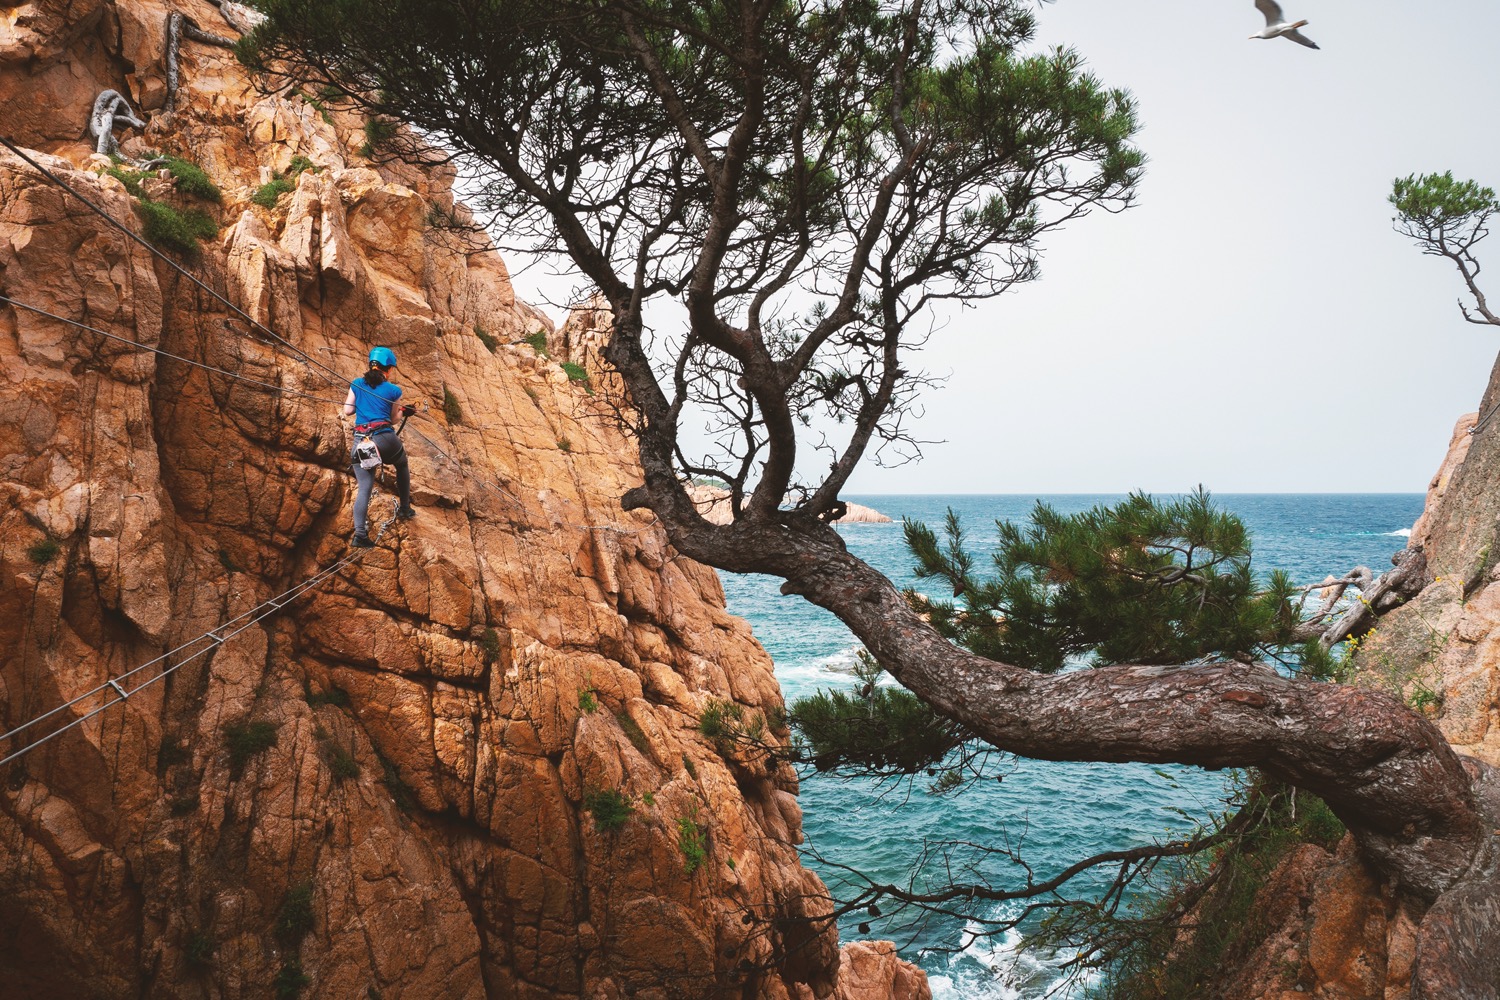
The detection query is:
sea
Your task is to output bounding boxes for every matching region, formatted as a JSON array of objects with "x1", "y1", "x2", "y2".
[{"x1": 717, "y1": 493, "x2": 1425, "y2": 1000}]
